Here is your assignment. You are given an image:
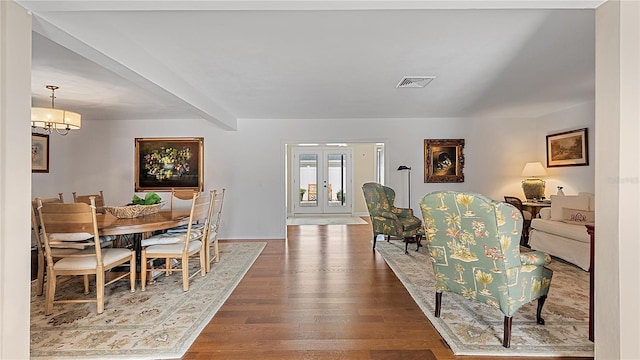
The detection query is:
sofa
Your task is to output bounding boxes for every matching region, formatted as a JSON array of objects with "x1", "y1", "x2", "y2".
[{"x1": 529, "y1": 192, "x2": 594, "y2": 271}]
